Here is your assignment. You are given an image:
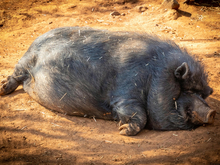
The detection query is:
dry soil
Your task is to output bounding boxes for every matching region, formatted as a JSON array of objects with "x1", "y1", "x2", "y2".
[{"x1": 0, "y1": 0, "x2": 220, "y2": 164}]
